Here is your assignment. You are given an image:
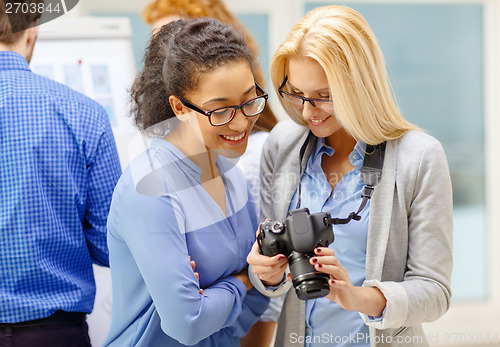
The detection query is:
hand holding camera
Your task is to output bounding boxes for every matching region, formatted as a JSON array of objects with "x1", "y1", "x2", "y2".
[
  {"x1": 247, "y1": 234, "x2": 289, "y2": 287},
  {"x1": 257, "y1": 208, "x2": 334, "y2": 300}
]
